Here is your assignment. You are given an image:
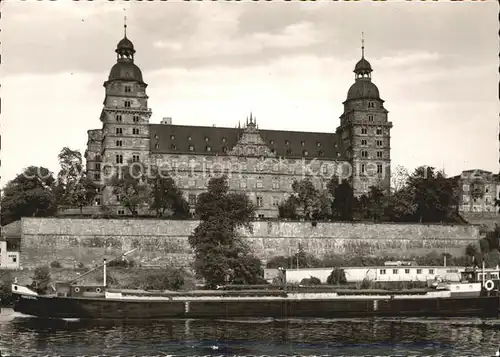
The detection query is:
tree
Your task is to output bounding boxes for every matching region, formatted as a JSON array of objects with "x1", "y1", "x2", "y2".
[
  {"x1": 55, "y1": 147, "x2": 98, "y2": 213},
  {"x1": 278, "y1": 197, "x2": 299, "y2": 220},
  {"x1": 357, "y1": 186, "x2": 388, "y2": 221},
  {"x1": 328, "y1": 178, "x2": 355, "y2": 221},
  {"x1": 391, "y1": 165, "x2": 410, "y2": 193},
  {"x1": 1, "y1": 166, "x2": 57, "y2": 225},
  {"x1": 189, "y1": 176, "x2": 262, "y2": 288},
  {"x1": 147, "y1": 166, "x2": 189, "y2": 219},
  {"x1": 109, "y1": 161, "x2": 150, "y2": 216},
  {"x1": 405, "y1": 166, "x2": 459, "y2": 223}
]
